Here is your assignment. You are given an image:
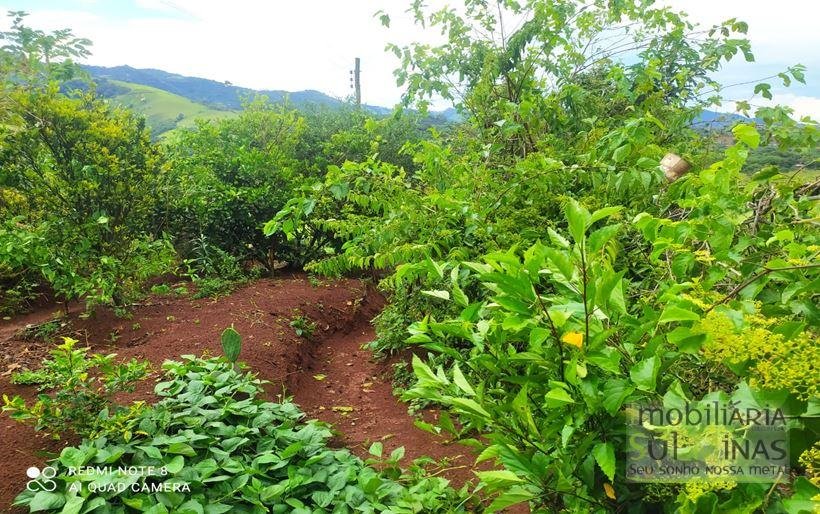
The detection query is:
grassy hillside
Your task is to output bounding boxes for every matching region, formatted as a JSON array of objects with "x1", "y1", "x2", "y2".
[{"x1": 105, "y1": 80, "x2": 236, "y2": 136}]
